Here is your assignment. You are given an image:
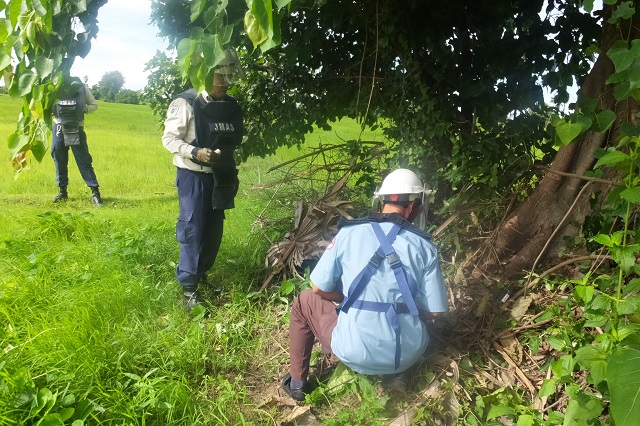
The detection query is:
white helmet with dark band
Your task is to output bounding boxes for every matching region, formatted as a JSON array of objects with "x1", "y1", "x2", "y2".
[{"x1": 373, "y1": 169, "x2": 432, "y2": 230}]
